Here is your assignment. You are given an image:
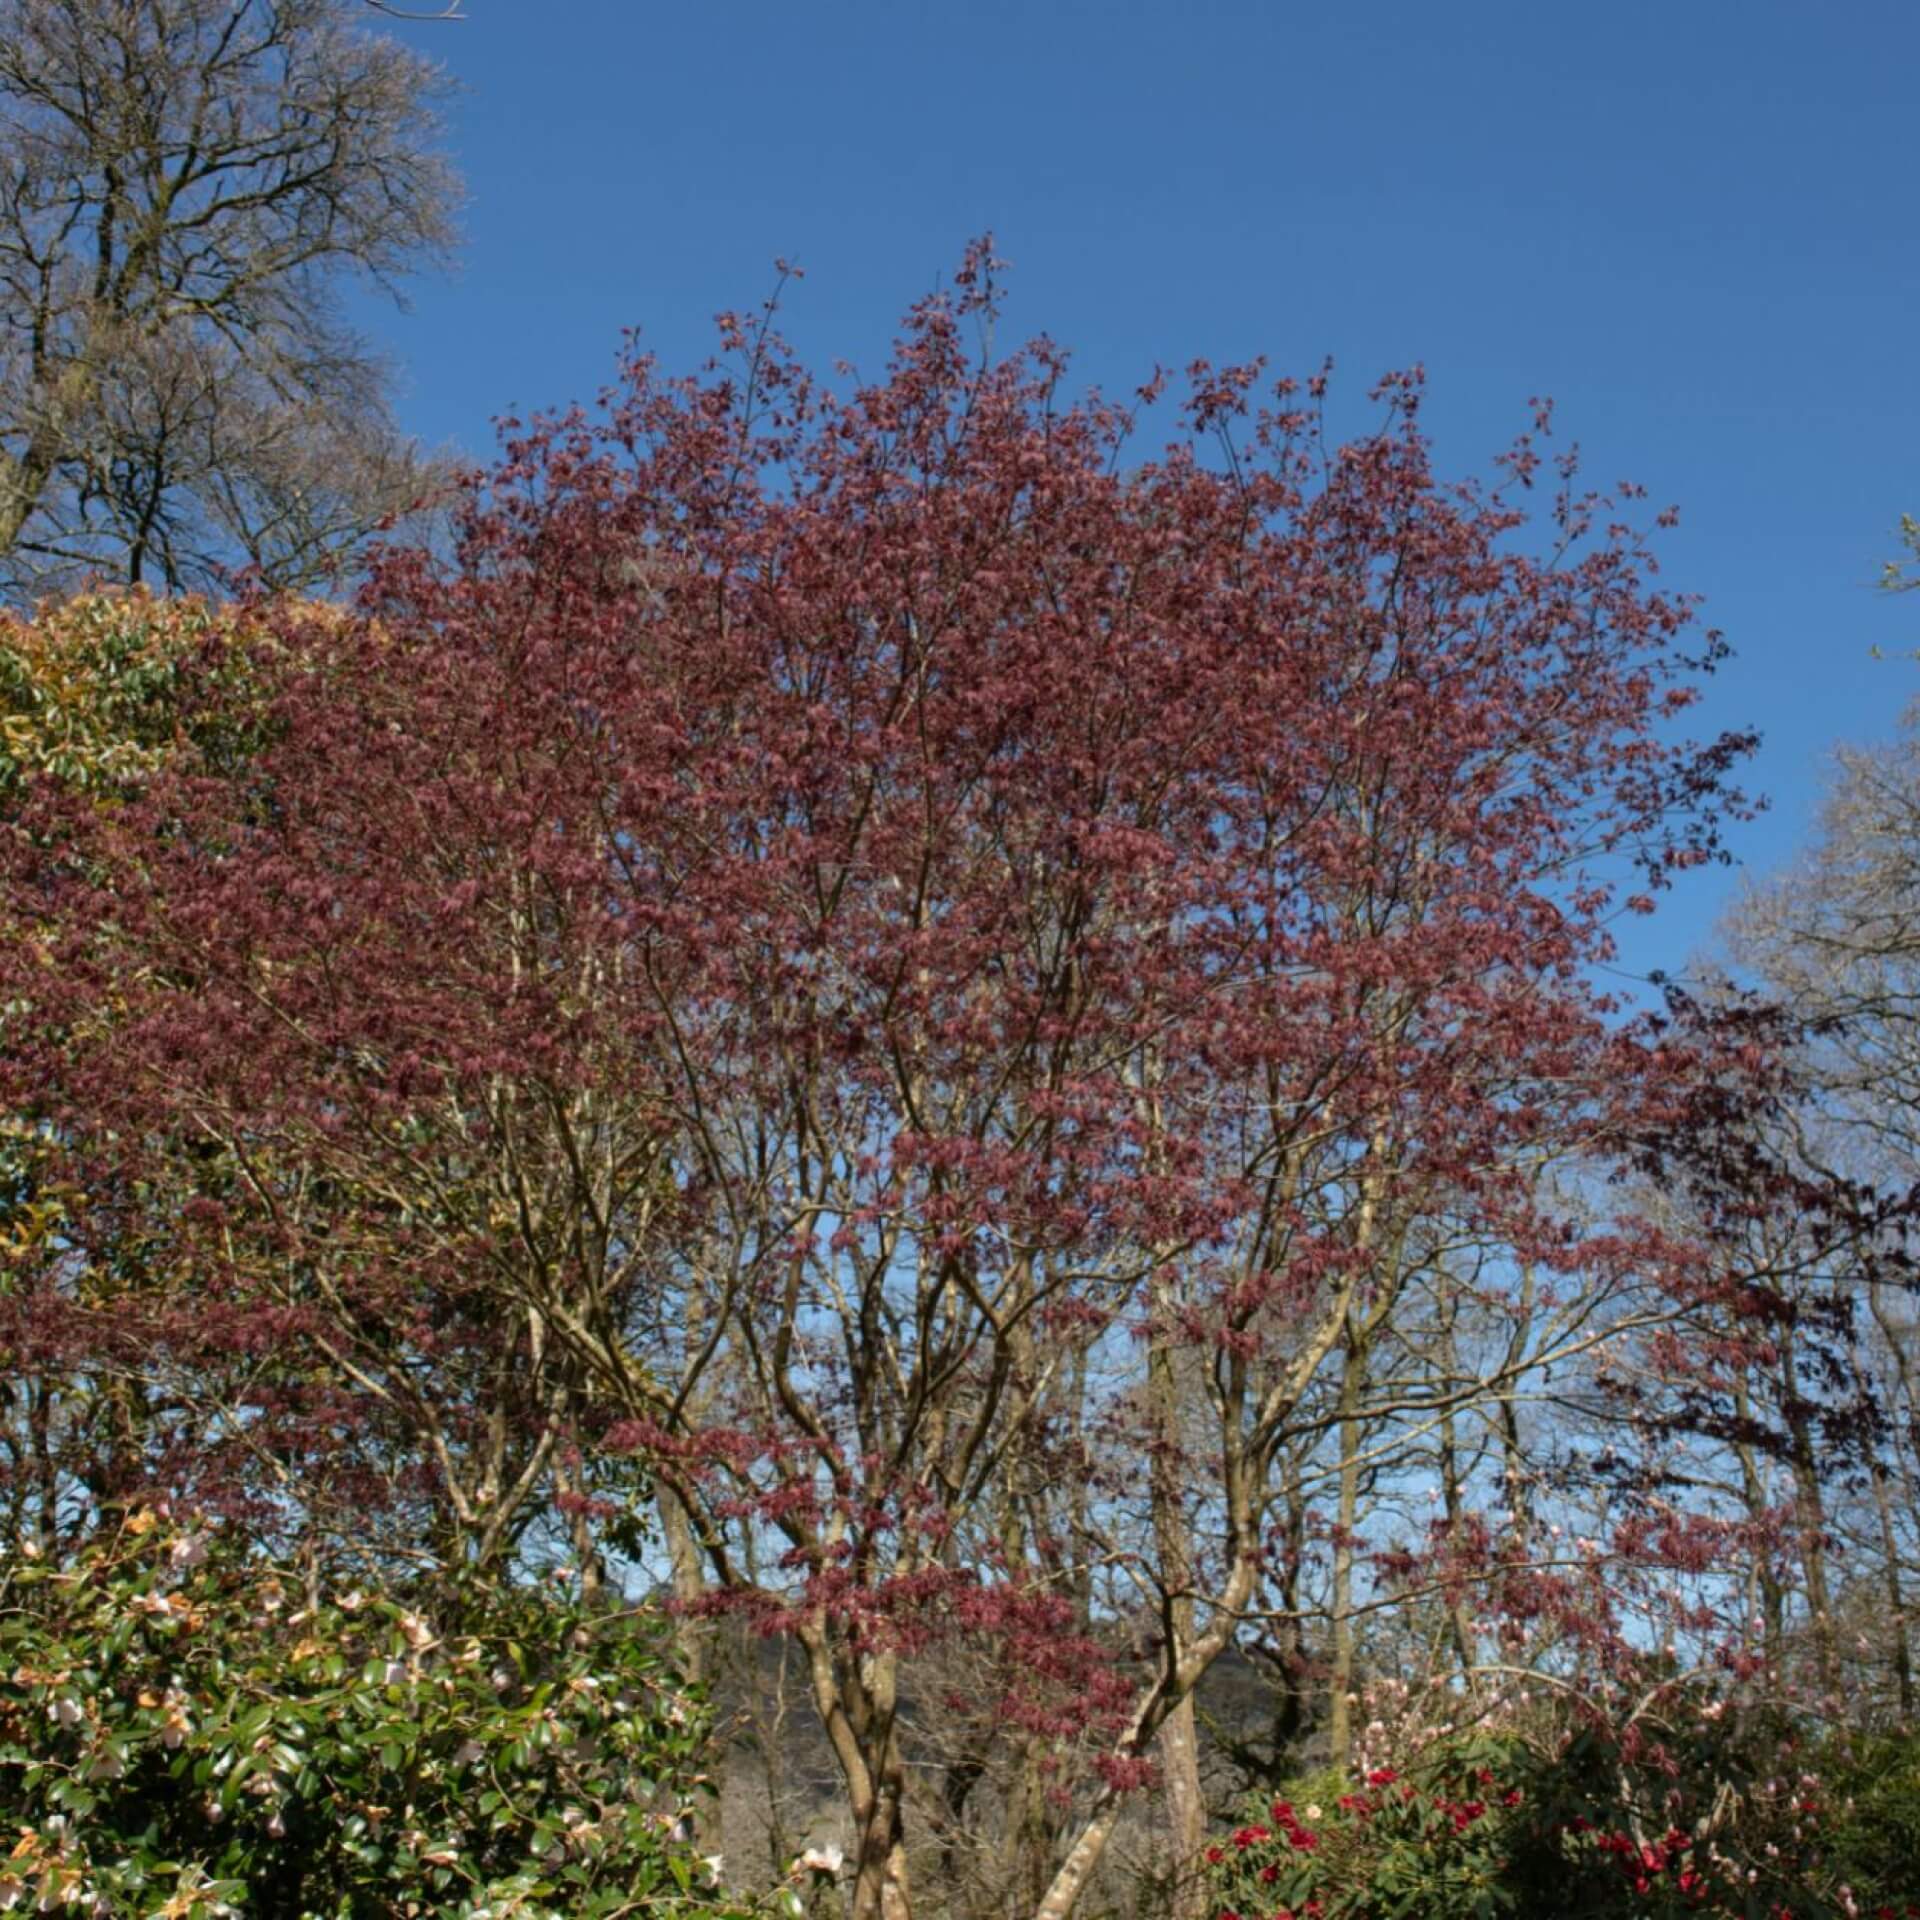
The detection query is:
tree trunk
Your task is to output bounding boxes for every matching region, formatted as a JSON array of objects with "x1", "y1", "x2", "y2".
[
  {"x1": 1157, "y1": 1696, "x2": 1207, "y2": 1920},
  {"x1": 1870, "y1": 1284, "x2": 1918, "y2": 1717},
  {"x1": 658, "y1": 1479, "x2": 719, "y2": 1847},
  {"x1": 1871, "y1": 1456, "x2": 1914, "y2": 1718},
  {"x1": 848, "y1": 1664, "x2": 912, "y2": 1920},
  {"x1": 0, "y1": 414, "x2": 64, "y2": 559},
  {"x1": 1010, "y1": 1738, "x2": 1057, "y2": 1916},
  {"x1": 1149, "y1": 1328, "x2": 1207, "y2": 1920},
  {"x1": 798, "y1": 1619, "x2": 912, "y2": 1920},
  {"x1": 849, "y1": 1788, "x2": 912, "y2": 1920},
  {"x1": 659, "y1": 1480, "x2": 708, "y2": 1682},
  {"x1": 1272, "y1": 1476, "x2": 1309, "y2": 1759},
  {"x1": 1327, "y1": 1333, "x2": 1365, "y2": 1772},
  {"x1": 1731, "y1": 1376, "x2": 1785, "y2": 1669},
  {"x1": 1437, "y1": 1399, "x2": 1479, "y2": 1690},
  {"x1": 1781, "y1": 1342, "x2": 1838, "y2": 1694},
  {"x1": 1030, "y1": 1544, "x2": 1265, "y2": 1920}
]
